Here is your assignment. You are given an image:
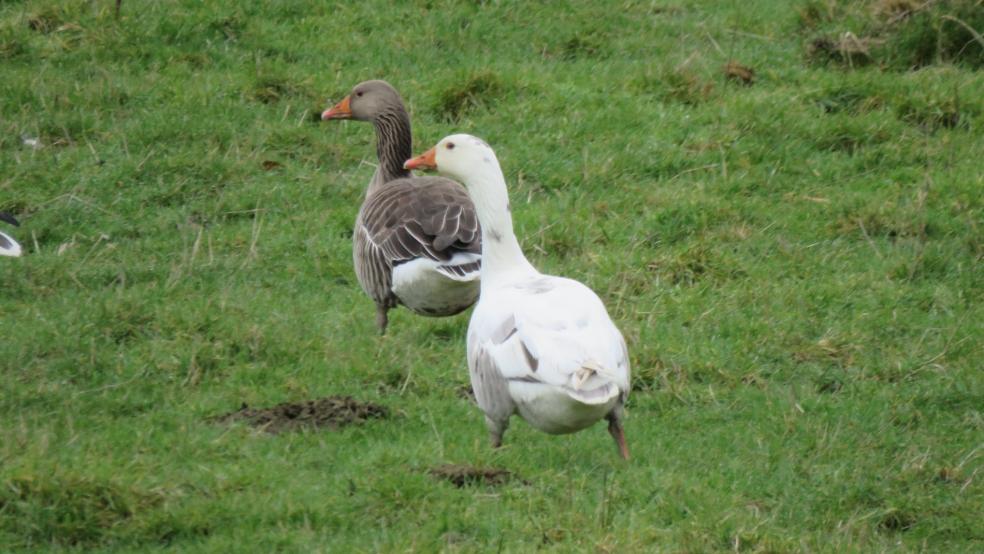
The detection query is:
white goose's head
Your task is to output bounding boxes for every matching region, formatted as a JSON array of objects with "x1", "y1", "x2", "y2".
[{"x1": 403, "y1": 134, "x2": 500, "y2": 184}]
